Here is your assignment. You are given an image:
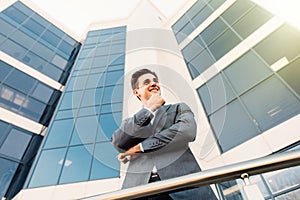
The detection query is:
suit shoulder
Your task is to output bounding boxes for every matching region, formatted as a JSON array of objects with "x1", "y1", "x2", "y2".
[{"x1": 175, "y1": 102, "x2": 192, "y2": 110}]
